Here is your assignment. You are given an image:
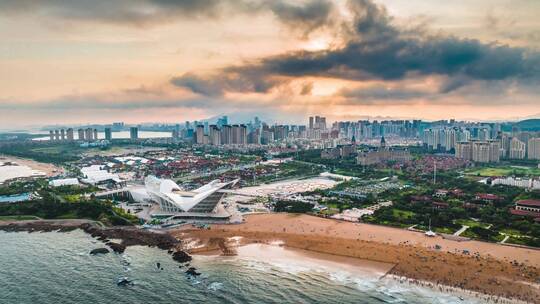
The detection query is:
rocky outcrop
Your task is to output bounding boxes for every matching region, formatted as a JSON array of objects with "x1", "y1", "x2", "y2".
[
  {"x1": 106, "y1": 242, "x2": 126, "y2": 254},
  {"x1": 0, "y1": 220, "x2": 191, "y2": 264},
  {"x1": 185, "y1": 267, "x2": 201, "y2": 276},
  {"x1": 172, "y1": 250, "x2": 192, "y2": 263},
  {"x1": 90, "y1": 248, "x2": 110, "y2": 255}
]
